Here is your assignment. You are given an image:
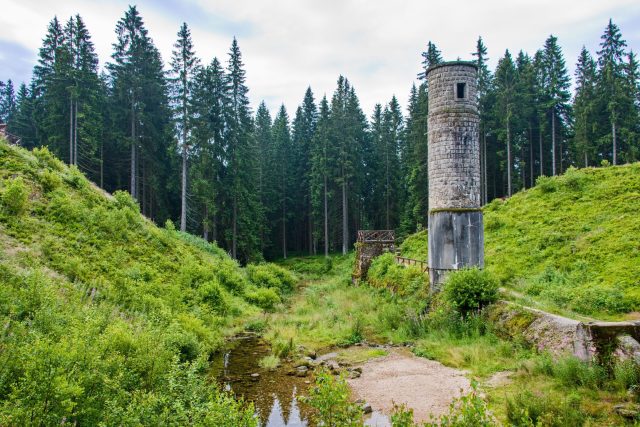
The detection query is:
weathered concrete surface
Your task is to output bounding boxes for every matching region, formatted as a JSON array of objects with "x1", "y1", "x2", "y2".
[
  {"x1": 488, "y1": 301, "x2": 592, "y2": 359},
  {"x1": 426, "y1": 61, "x2": 483, "y2": 291},
  {"x1": 428, "y1": 210, "x2": 484, "y2": 291},
  {"x1": 489, "y1": 301, "x2": 640, "y2": 363}
]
